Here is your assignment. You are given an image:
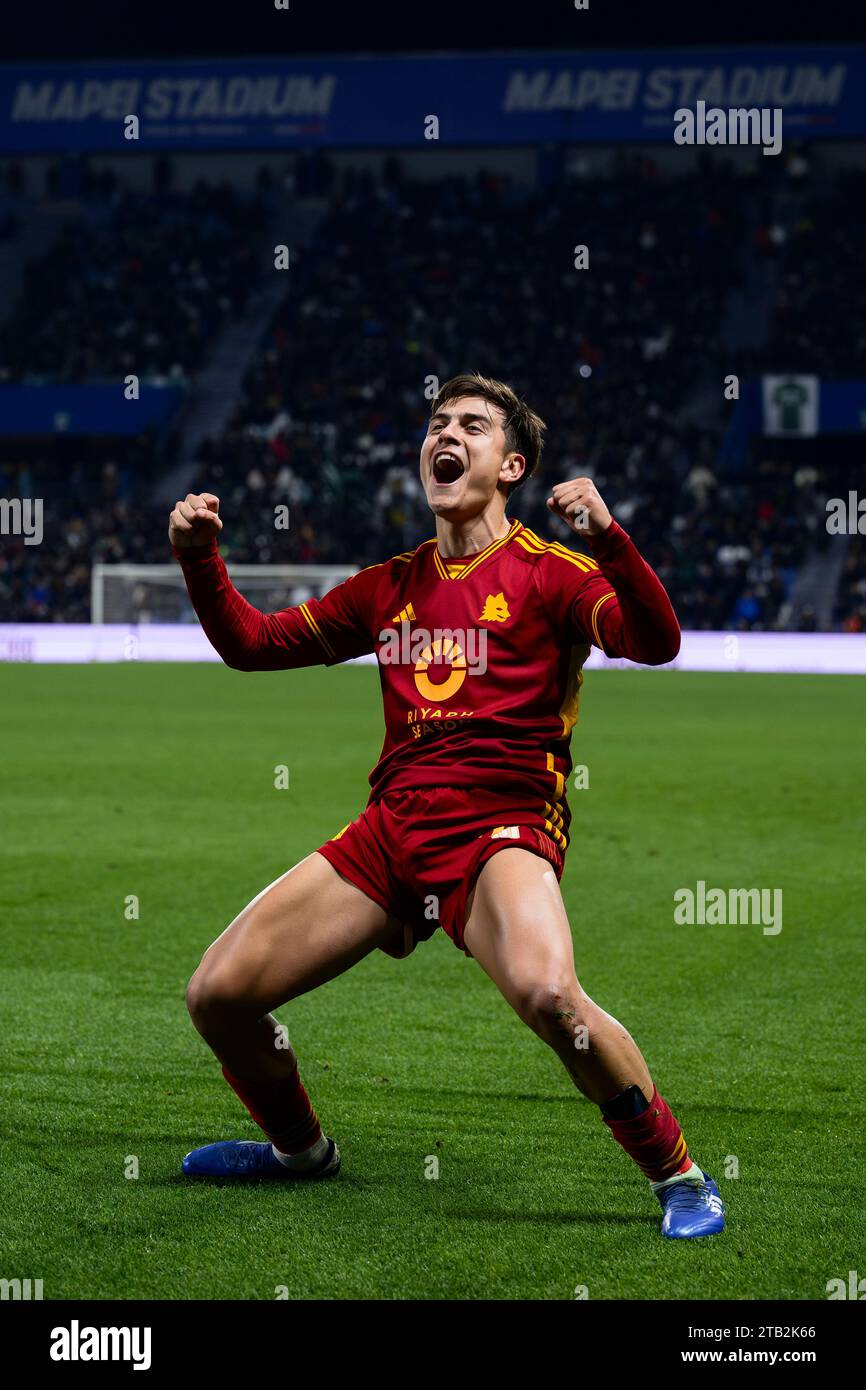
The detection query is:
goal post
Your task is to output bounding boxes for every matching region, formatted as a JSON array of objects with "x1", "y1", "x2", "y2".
[{"x1": 90, "y1": 563, "x2": 358, "y2": 624}]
